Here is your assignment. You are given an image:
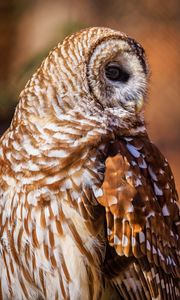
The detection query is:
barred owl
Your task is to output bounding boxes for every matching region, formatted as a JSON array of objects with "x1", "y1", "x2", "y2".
[{"x1": 0, "y1": 27, "x2": 179, "y2": 300}]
